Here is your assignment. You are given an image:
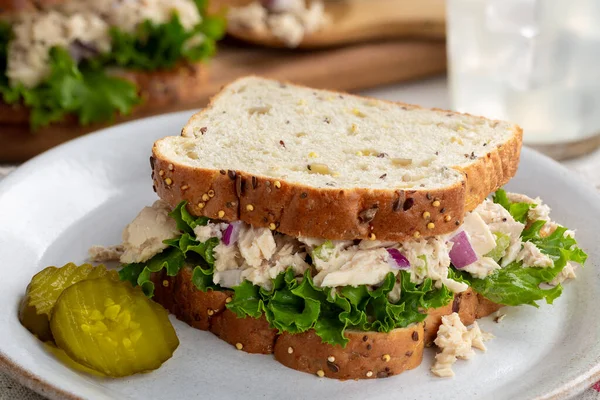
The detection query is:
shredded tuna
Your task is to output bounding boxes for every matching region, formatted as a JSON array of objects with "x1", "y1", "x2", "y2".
[
  {"x1": 228, "y1": 0, "x2": 328, "y2": 47},
  {"x1": 120, "y1": 200, "x2": 179, "y2": 264},
  {"x1": 431, "y1": 313, "x2": 493, "y2": 377},
  {"x1": 88, "y1": 245, "x2": 124, "y2": 263},
  {"x1": 6, "y1": 0, "x2": 202, "y2": 87}
]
